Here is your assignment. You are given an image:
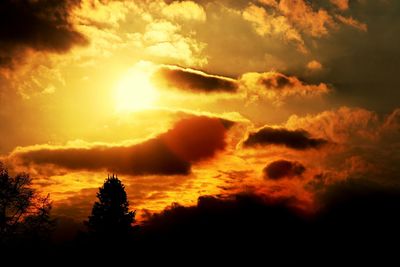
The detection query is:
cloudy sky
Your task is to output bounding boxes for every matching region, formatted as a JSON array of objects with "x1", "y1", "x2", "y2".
[{"x1": 0, "y1": 0, "x2": 399, "y2": 221}]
